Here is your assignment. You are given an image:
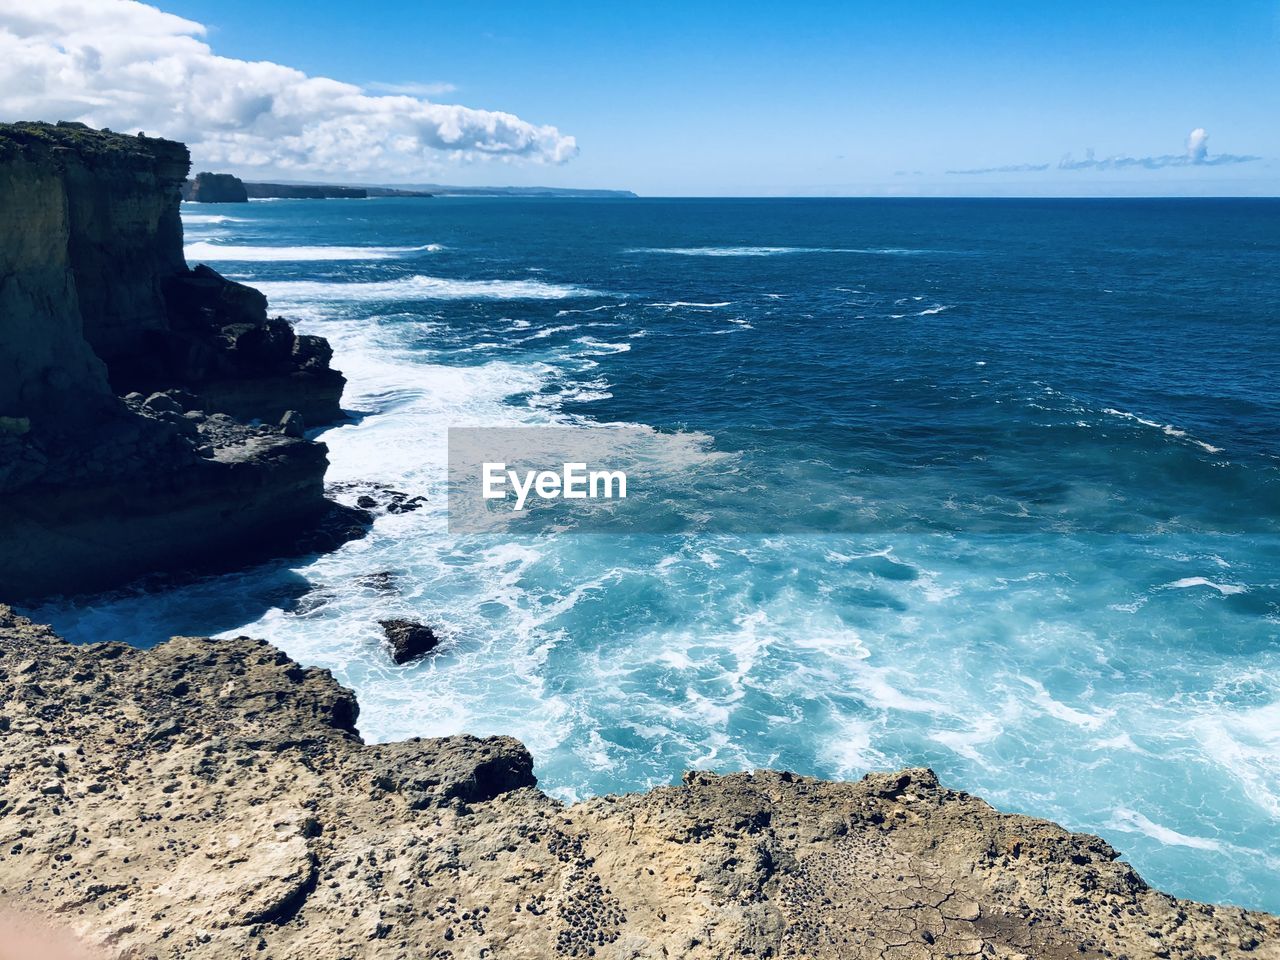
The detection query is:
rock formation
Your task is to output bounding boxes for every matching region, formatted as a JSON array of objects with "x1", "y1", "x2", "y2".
[
  {"x1": 182, "y1": 171, "x2": 248, "y2": 203},
  {"x1": 0, "y1": 604, "x2": 1274, "y2": 960},
  {"x1": 0, "y1": 121, "x2": 349, "y2": 601},
  {"x1": 379, "y1": 617, "x2": 441, "y2": 663}
]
